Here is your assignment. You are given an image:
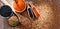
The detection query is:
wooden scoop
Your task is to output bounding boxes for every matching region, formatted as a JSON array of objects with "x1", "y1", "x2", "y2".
[
  {"x1": 32, "y1": 7, "x2": 40, "y2": 18},
  {"x1": 29, "y1": 2, "x2": 40, "y2": 18}
]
